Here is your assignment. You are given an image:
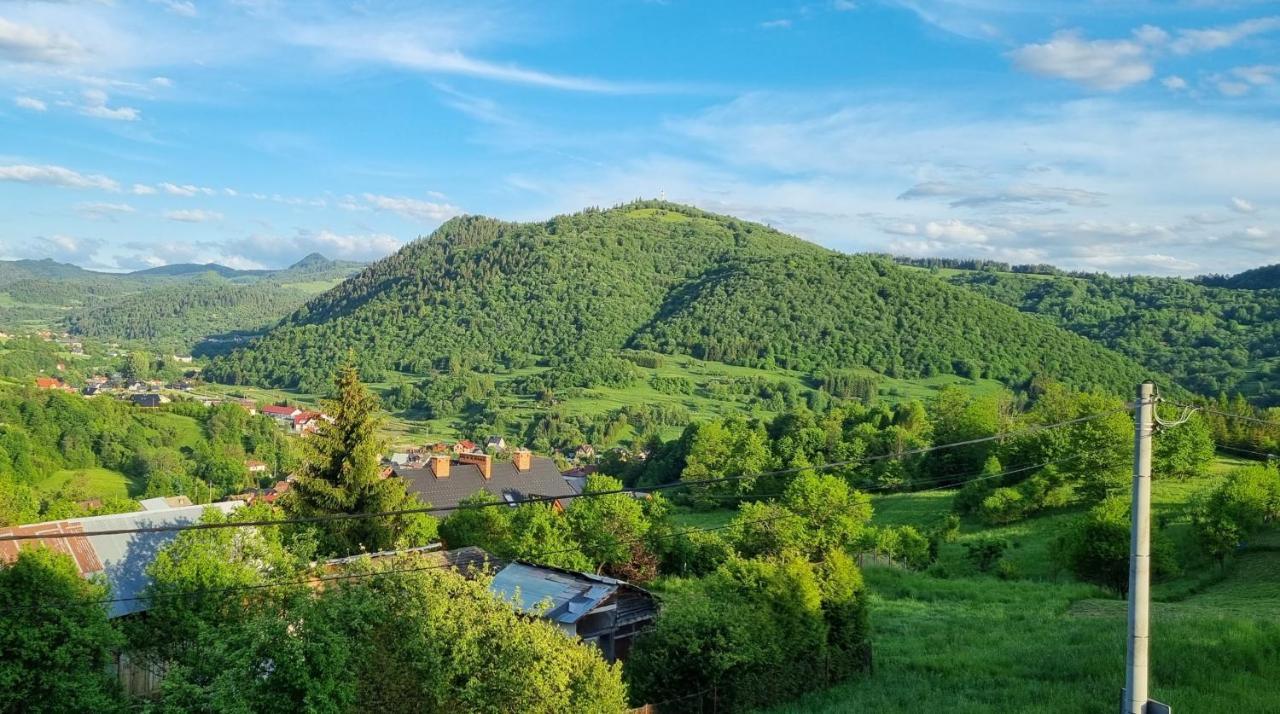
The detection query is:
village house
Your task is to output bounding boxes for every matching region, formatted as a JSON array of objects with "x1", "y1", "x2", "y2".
[
  {"x1": 390, "y1": 447, "x2": 577, "y2": 512},
  {"x1": 484, "y1": 435, "x2": 508, "y2": 452},
  {"x1": 35, "y1": 376, "x2": 66, "y2": 390},
  {"x1": 292, "y1": 410, "x2": 326, "y2": 435},
  {"x1": 245, "y1": 459, "x2": 269, "y2": 474},
  {"x1": 331, "y1": 546, "x2": 657, "y2": 663},
  {"x1": 262, "y1": 404, "x2": 302, "y2": 425},
  {"x1": 452, "y1": 439, "x2": 478, "y2": 454},
  {"x1": 129, "y1": 393, "x2": 169, "y2": 408}
]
